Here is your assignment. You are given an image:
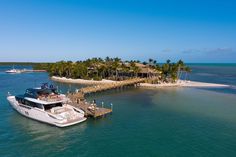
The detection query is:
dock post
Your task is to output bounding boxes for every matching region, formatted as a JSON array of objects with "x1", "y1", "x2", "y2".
[
  {"x1": 102, "y1": 102, "x2": 104, "y2": 108},
  {"x1": 111, "y1": 103, "x2": 113, "y2": 111}
]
